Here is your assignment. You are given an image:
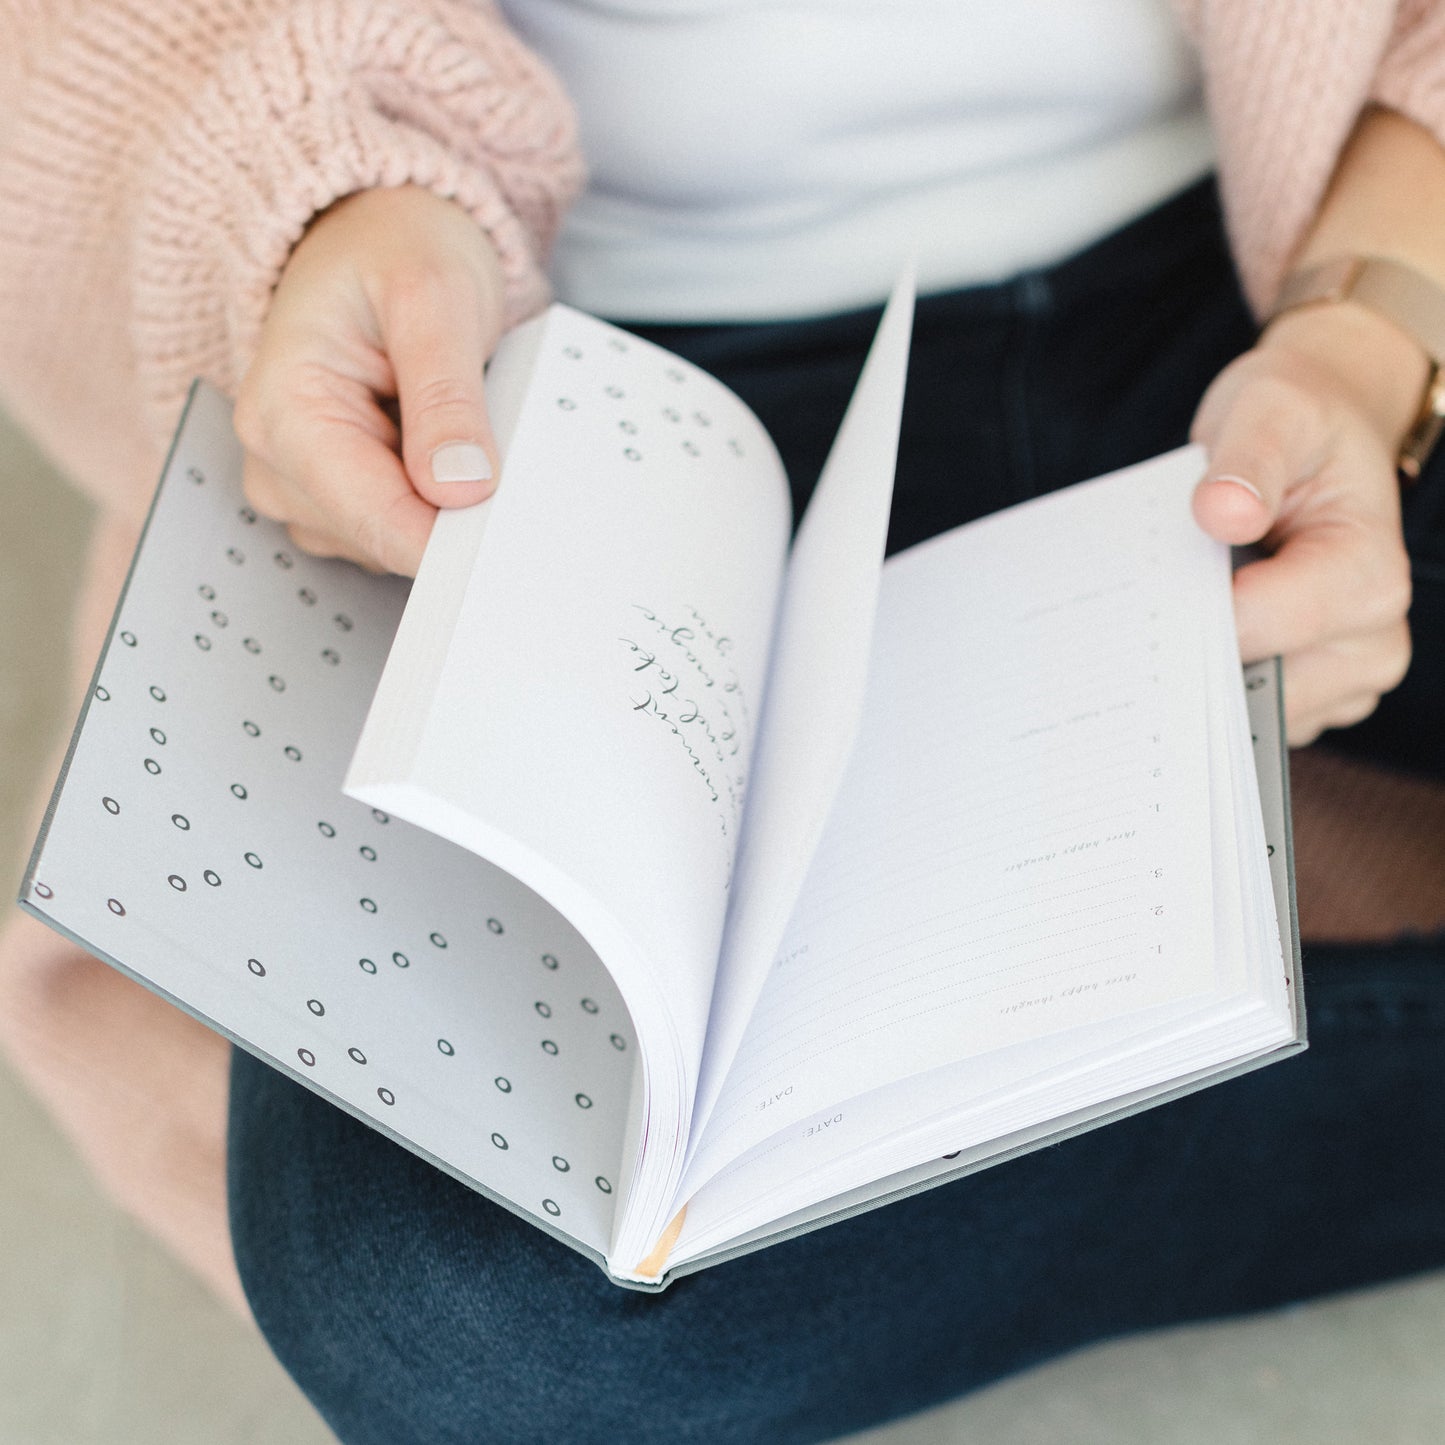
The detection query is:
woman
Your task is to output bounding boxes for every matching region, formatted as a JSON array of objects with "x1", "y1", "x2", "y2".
[{"x1": 1, "y1": 2, "x2": 1443, "y2": 1440}]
